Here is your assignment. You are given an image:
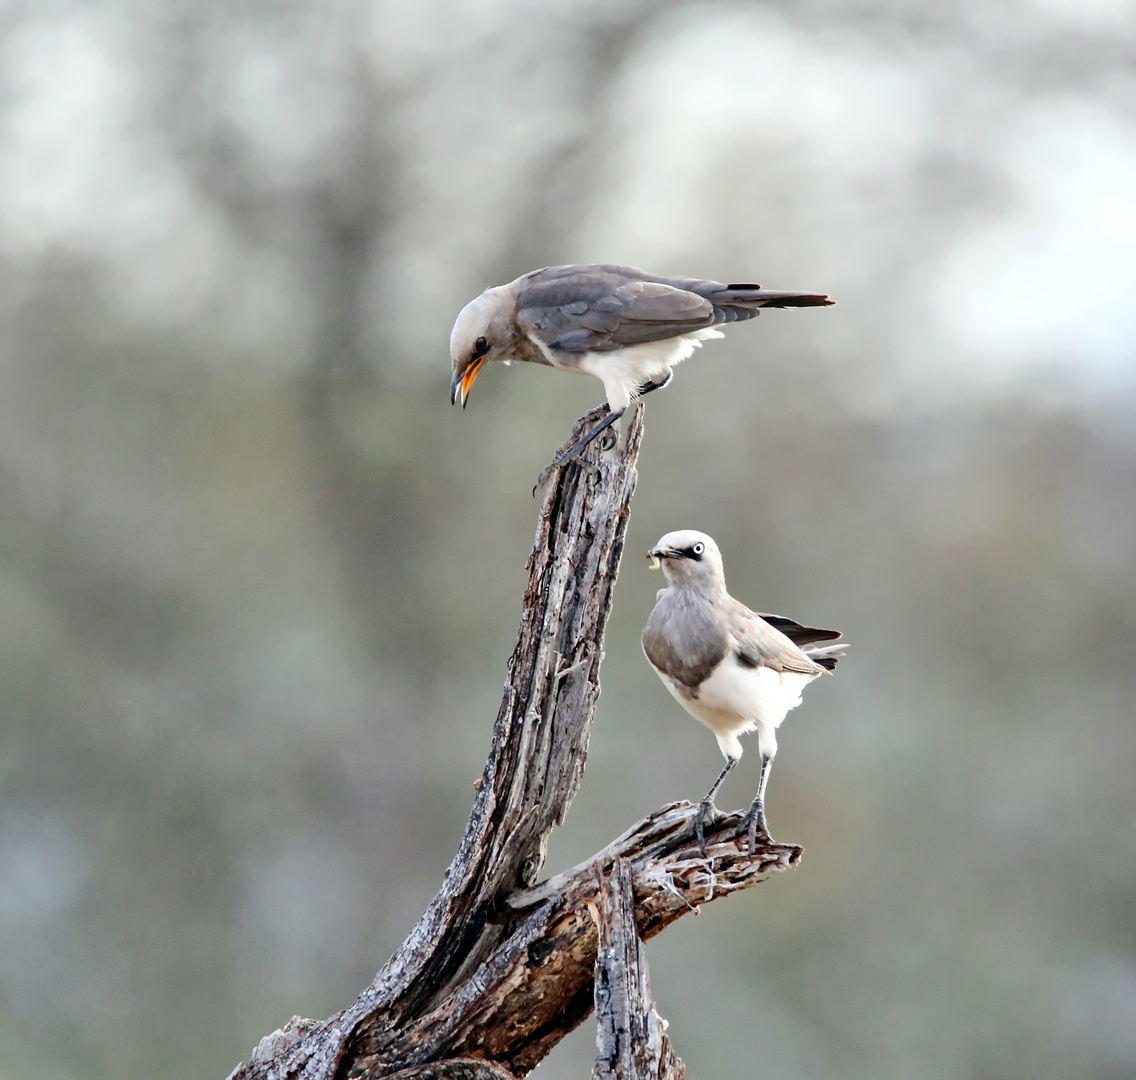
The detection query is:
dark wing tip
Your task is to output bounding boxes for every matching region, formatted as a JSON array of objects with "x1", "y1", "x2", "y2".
[
  {"x1": 718, "y1": 287, "x2": 835, "y2": 308},
  {"x1": 774, "y1": 293, "x2": 834, "y2": 308},
  {"x1": 760, "y1": 614, "x2": 842, "y2": 645}
]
